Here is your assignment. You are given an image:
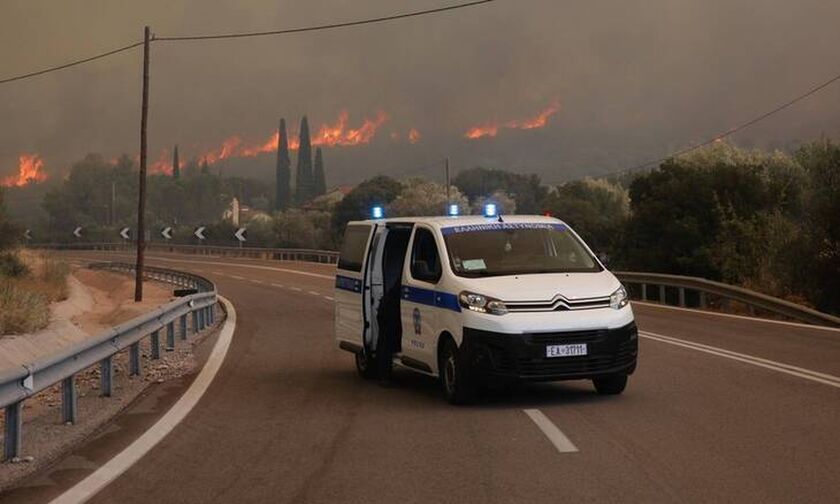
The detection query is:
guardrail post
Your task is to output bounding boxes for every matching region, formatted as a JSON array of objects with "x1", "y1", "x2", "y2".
[
  {"x1": 151, "y1": 330, "x2": 161, "y2": 359},
  {"x1": 129, "y1": 342, "x2": 142, "y2": 377},
  {"x1": 659, "y1": 284, "x2": 666, "y2": 304},
  {"x1": 641, "y1": 283, "x2": 647, "y2": 301},
  {"x1": 699, "y1": 291, "x2": 707, "y2": 309},
  {"x1": 678, "y1": 287, "x2": 686, "y2": 307},
  {"x1": 101, "y1": 357, "x2": 113, "y2": 397},
  {"x1": 180, "y1": 314, "x2": 187, "y2": 340},
  {"x1": 209, "y1": 304, "x2": 215, "y2": 325},
  {"x1": 167, "y1": 321, "x2": 176, "y2": 349},
  {"x1": 192, "y1": 310, "x2": 199, "y2": 335},
  {"x1": 4, "y1": 402, "x2": 22, "y2": 461},
  {"x1": 62, "y1": 375, "x2": 77, "y2": 424}
]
